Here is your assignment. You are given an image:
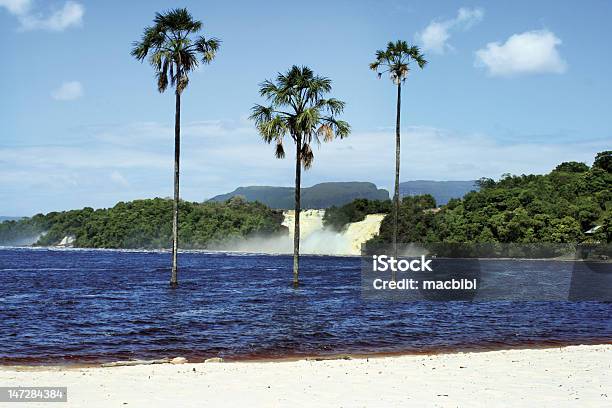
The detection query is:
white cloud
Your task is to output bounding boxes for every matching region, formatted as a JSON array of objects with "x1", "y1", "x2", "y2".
[
  {"x1": 51, "y1": 81, "x2": 83, "y2": 101},
  {"x1": 417, "y1": 22, "x2": 450, "y2": 55},
  {"x1": 110, "y1": 171, "x2": 130, "y2": 187},
  {"x1": 0, "y1": 0, "x2": 83, "y2": 31},
  {"x1": 1, "y1": 120, "x2": 608, "y2": 215},
  {"x1": 0, "y1": 0, "x2": 30, "y2": 14},
  {"x1": 475, "y1": 30, "x2": 567, "y2": 77},
  {"x1": 456, "y1": 8, "x2": 484, "y2": 29},
  {"x1": 416, "y1": 7, "x2": 484, "y2": 54},
  {"x1": 0, "y1": 145, "x2": 168, "y2": 170}
]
